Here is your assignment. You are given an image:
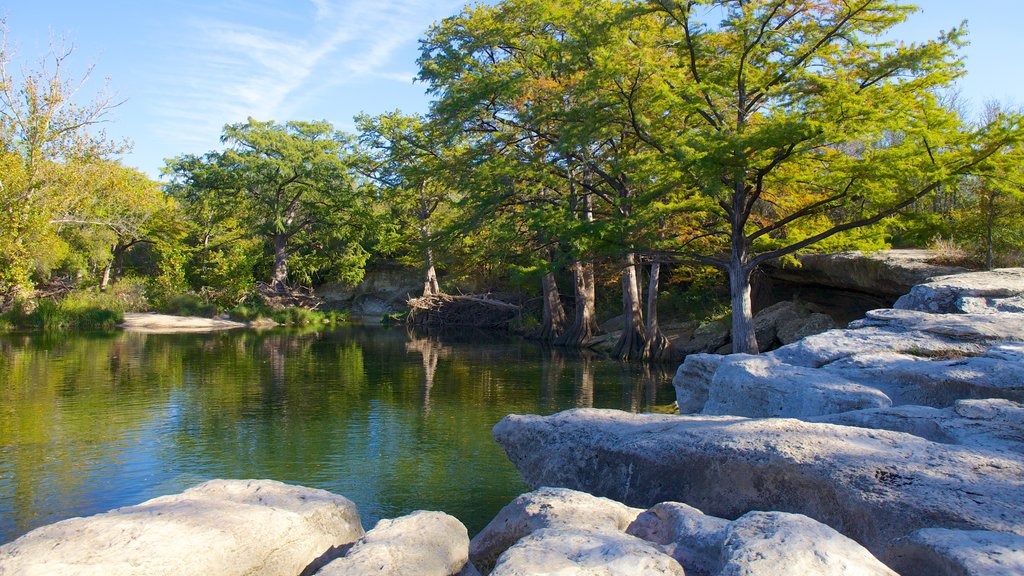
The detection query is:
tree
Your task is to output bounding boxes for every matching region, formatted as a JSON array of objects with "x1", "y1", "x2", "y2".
[
  {"x1": 166, "y1": 119, "x2": 368, "y2": 292},
  {"x1": 0, "y1": 22, "x2": 124, "y2": 297},
  {"x1": 50, "y1": 160, "x2": 173, "y2": 290},
  {"x1": 632, "y1": 0, "x2": 1024, "y2": 353},
  {"x1": 356, "y1": 111, "x2": 458, "y2": 297}
]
